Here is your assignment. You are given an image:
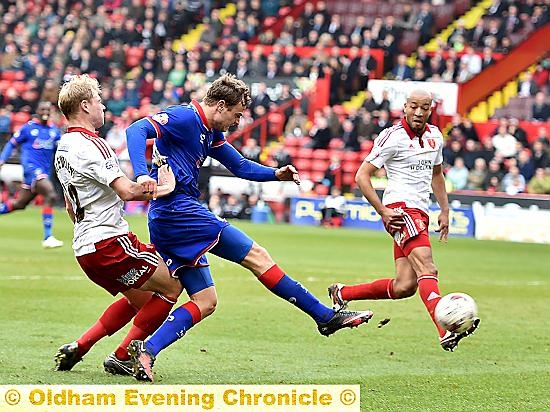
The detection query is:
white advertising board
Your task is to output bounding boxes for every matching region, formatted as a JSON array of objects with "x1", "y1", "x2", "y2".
[
  {"x1": 473, "y1": 202, "x2": 550, "y2": 244},
  {"x1": 367, "y1": 79, "x2": 459, "y2": 116}
]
